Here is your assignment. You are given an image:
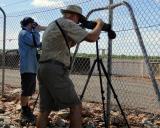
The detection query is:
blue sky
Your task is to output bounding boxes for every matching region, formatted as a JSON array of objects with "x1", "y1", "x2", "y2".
[
  {"x1": 0, "y1": 0, "x2": 92, "y2": 13},
  {"x1": 0, "y1": 0, "x2": 159, "y2": 56},
  {"x1": 0, "y1": 0, "x2": 159, "y2": 18}
]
